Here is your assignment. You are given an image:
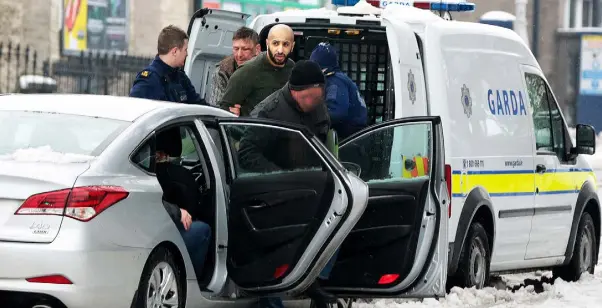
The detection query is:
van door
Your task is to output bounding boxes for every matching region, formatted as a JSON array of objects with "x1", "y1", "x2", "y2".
[
  {"x1": 381, "y1": 14, "x2": 428, "y2": 118},
  {"x1": 322, "y1": 116, "x2": 448, "y2": 298},
  {"x1": 215, "y1": 117, "x2": 369, "y2": 296},
  {"x1": 520, "y1": 65, "x2": 578, "y2": 259},
  {"x1": 184, "y1": 9, "x2": 249, "y2": 101}
]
